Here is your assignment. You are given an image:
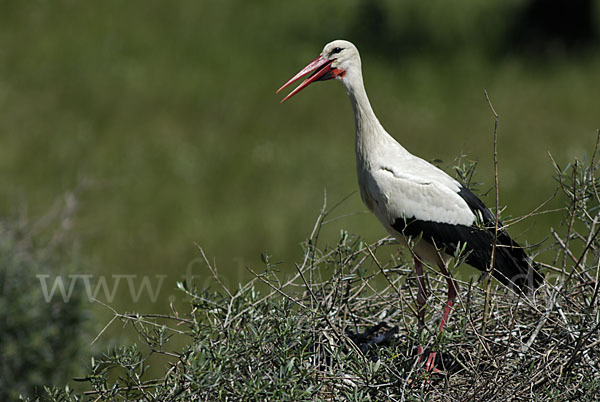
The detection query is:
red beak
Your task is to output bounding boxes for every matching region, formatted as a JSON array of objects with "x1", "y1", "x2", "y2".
[{"x1": 277, "y1": 56, "x2": 333, "y2": 103}]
